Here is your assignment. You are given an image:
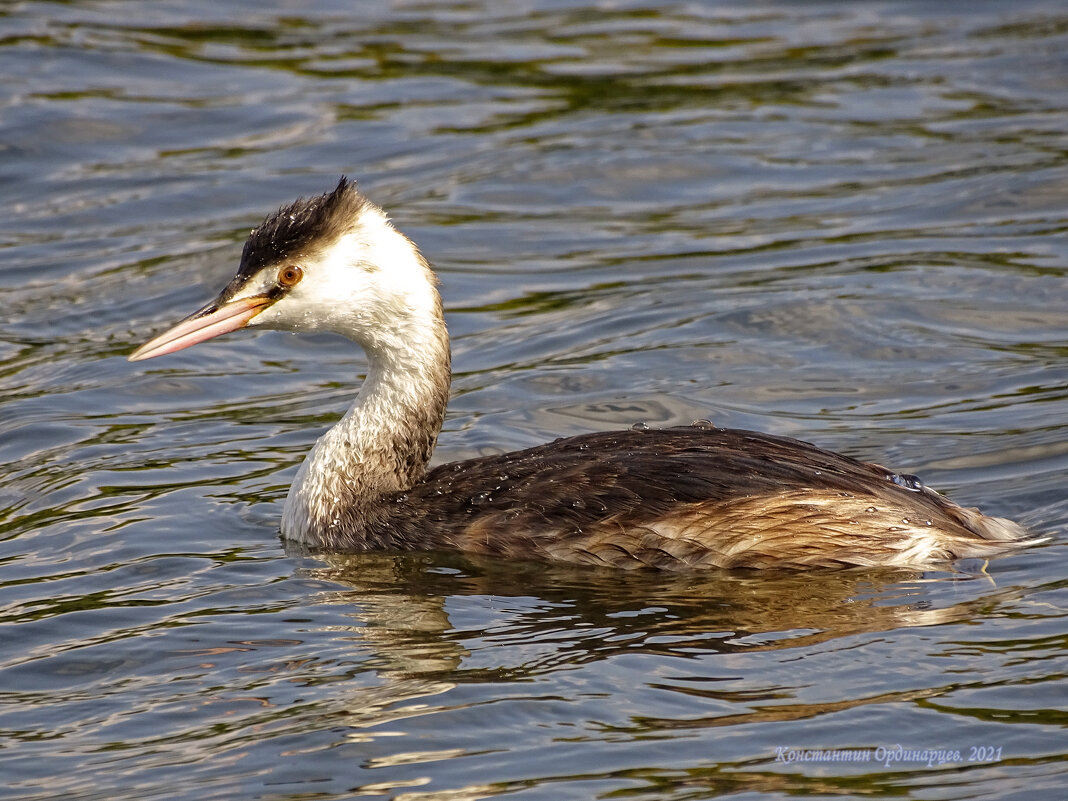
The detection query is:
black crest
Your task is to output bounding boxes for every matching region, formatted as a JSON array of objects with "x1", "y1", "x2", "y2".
[{"x1": 237, "y1": 177, "x2": 369, "y2": 279}]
